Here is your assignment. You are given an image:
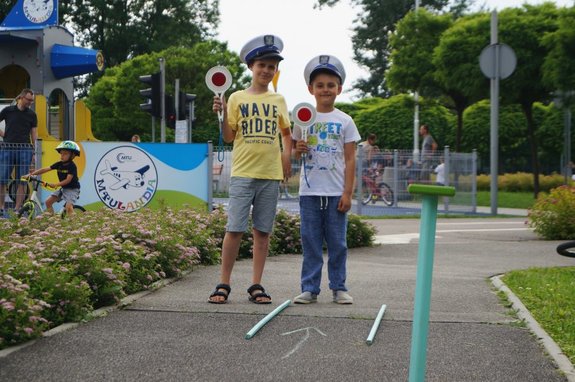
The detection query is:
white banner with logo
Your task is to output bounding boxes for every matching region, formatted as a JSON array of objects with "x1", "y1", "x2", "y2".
[{"x1": 38, "y1": 141, "x2": 210, "y2": 212}]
